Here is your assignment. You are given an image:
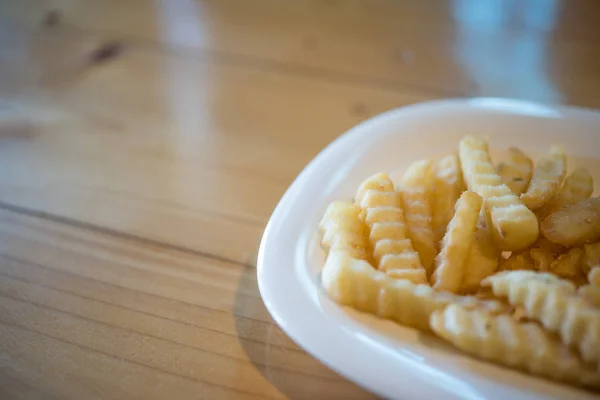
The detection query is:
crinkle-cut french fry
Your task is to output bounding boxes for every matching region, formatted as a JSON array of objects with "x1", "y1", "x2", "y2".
[
  {"x1": 321, "y1": 252, "x2": 507, "y2": 332},
  {"x1": 431, "y1": 191, "x2": 482, "y2": 293},
  {"x1": 589, "y1": 266, "x2": 600, "y2": 287},
  {"x1": 458, "y1": 136, "x2": 539, "y2": 251},
  {"x1": 550, "y1": 248, "x2": 586, "y2": 285},
  {"x1": 430, "y1": 304, "x2": 600, "y2": 389},
  {"x1": 355, "y1": 172, "x2": 395, "y2": 204},
  {"x1": 386, "y1": 268, "x2": 427, "y2": 284},
  {"x1": 320, "y1": 201, "x2": 362, "y2": 229},
  {"x1": 461, "y1": 211, "x2": 500, "y2": 293},
  {"x1": 355, "y1": 173, "x2": 426, "y2": 278},
  {"x1": 398, "y1": 160, "x2": 437, "y2": 275},
  {"x1": 319, "y1": 201, "x2": 370, "y2": 260},
  {"x1": 578, "y1": 285, "x2": 600, "y2": 309},
  {"x1": 482, "y1": 271, "x2": 600, "y2": 366},
  {"x1": 537, "y1": 168, "x2": 594, "y2": 219},
  {"x1": 541, "y1": 197, "x2": 600, "y2": 247},
  {"x1": 584, "y1": 242, "x2": 600, "y2": 276},
  {"x1": 520, "y1": 146, "x2": 567, "y2": 210},
  {"x1": 432, "y1": 154, "x2": 465, "y2": 243},
  {"x1": 496, "y1": 147, "x2": 533, "y2": 195}
]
